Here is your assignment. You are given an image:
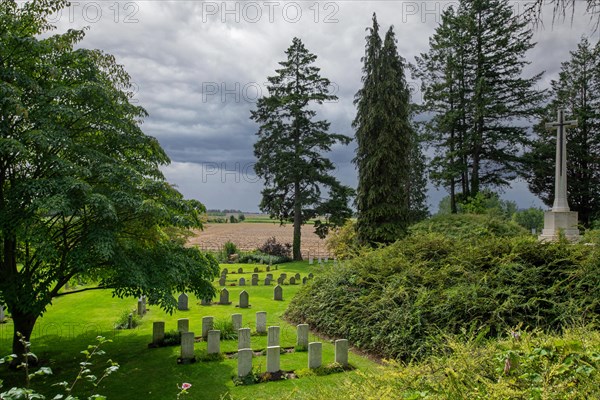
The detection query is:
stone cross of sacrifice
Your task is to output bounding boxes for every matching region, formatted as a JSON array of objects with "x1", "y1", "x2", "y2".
[{"x1": 545, "y1": 109, "x2": 577, "y2": 213}]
